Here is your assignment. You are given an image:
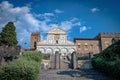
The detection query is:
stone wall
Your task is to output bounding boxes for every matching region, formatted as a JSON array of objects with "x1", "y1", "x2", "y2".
[
  {"x1": 0, "y1": 46, "x2": 24, "y2": 64},
  {"x1": 75, "y1": 39, "x2": 100, "y2": 54},
  {"x1": 78, "y1": 60, "x2": 93, "y2": 69},
  {"x1": 74, "y1": 32, "x2": 120, "y2": 54}
]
